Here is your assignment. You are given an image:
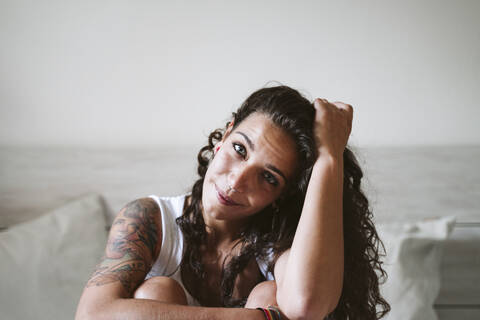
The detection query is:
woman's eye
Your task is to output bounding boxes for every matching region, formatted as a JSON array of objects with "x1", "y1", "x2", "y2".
[
  {"x1": 263, "y1": 171, "x2": 279, "y2": 186},
  {"x1": 233, "y1": 143, "x2": 246, "y2": 157}
]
